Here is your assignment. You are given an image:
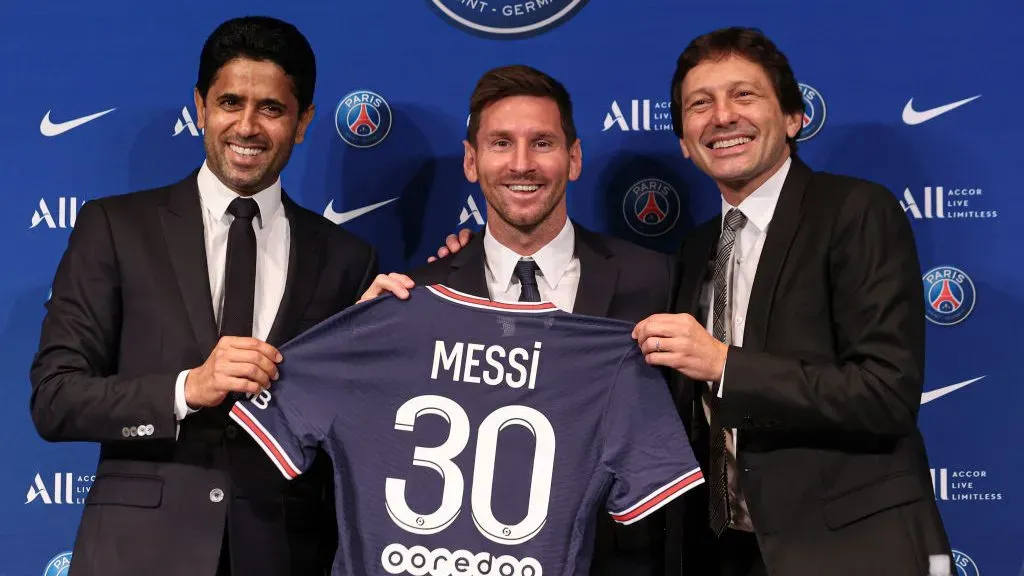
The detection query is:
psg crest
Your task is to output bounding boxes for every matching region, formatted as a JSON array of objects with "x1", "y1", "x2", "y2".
[
  {"x1": 427, "y1": 0, "x2": 588, "y2": 38},
  {"x1": 922, "y1": 265, "x2": 976, "y2": 326},
  {"x1": 622, "y1": 178, "x2": 680, "y2": 237},
  {"x1": 335, "y1": 90, "x2": 393, "y2": 149},
  {"x1": 42, "y1": 552, "x2": 72, "y2": 576},
  {"x1": 797, "y1": 83, "x2": 826, "y2": 142}
]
